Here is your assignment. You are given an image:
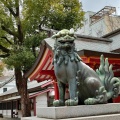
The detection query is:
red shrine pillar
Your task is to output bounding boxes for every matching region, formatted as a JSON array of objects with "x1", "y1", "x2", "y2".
[{"x1": 53, "y1": 80, "x2": 59, "y2": 100}]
